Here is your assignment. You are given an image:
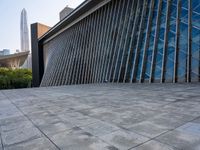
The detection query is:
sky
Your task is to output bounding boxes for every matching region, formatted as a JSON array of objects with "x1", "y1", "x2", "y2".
[{"x1": 0, "y1": 0, "x2": 84, "y2": 53}]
